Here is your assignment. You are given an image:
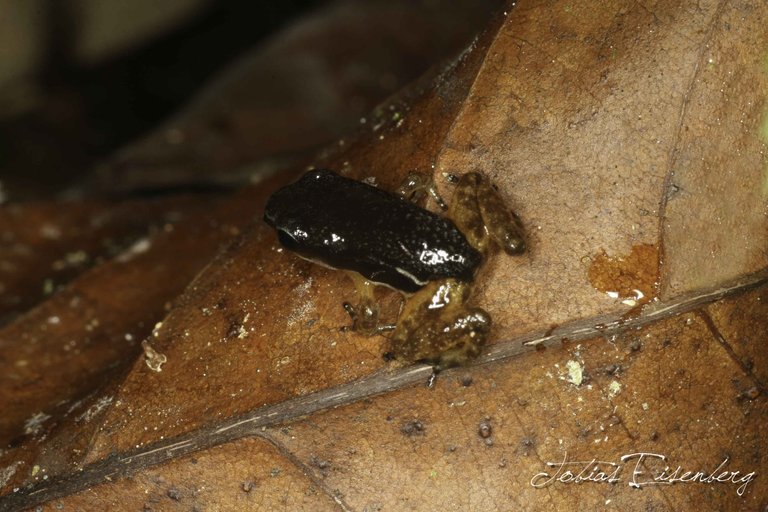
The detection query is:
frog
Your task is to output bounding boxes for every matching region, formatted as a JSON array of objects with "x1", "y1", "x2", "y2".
[{"x1": 263, "y1": 168, "x2": 525, "y2": 370}]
